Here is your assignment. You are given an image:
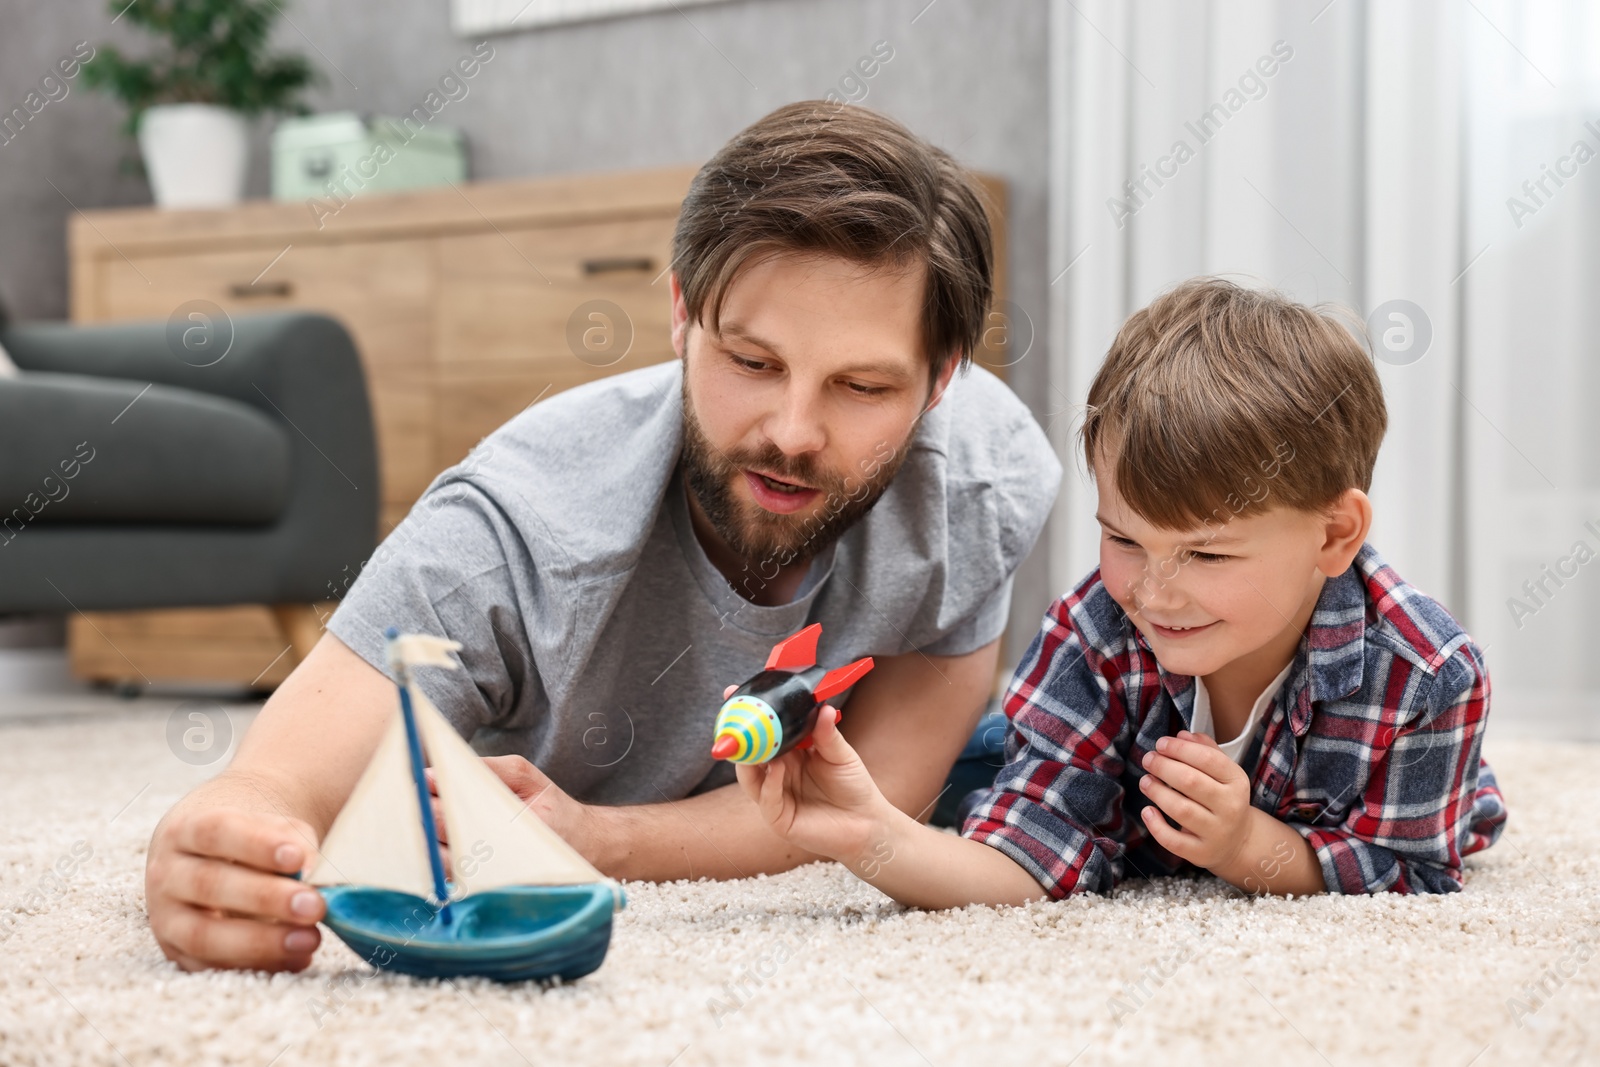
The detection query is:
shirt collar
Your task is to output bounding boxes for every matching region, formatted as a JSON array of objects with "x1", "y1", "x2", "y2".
[{"x1": 1292, "y1": 554, "x2": 1368, "y2": 730}]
